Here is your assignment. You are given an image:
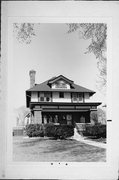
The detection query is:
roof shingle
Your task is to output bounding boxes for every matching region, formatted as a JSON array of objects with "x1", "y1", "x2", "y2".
[{"x1": 26, "y1": 77, "x2": 95, "y2": 95}]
